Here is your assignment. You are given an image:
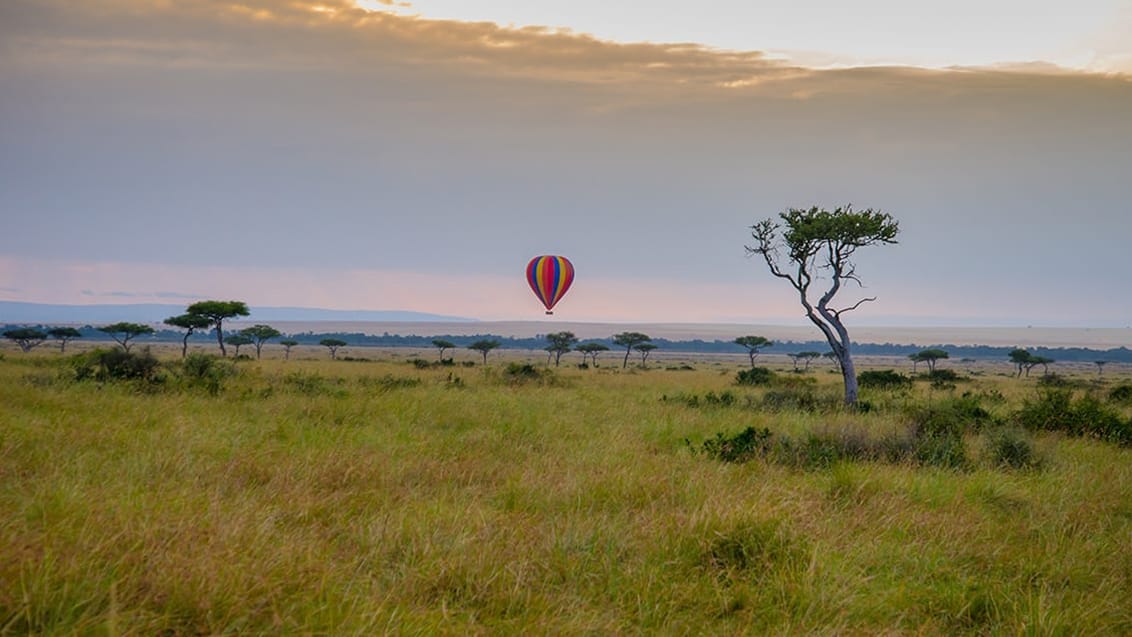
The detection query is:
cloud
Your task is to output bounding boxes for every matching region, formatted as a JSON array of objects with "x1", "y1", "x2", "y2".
[{"x1": 1, "y1": 1, "x2": 1130, "y2": 323}]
